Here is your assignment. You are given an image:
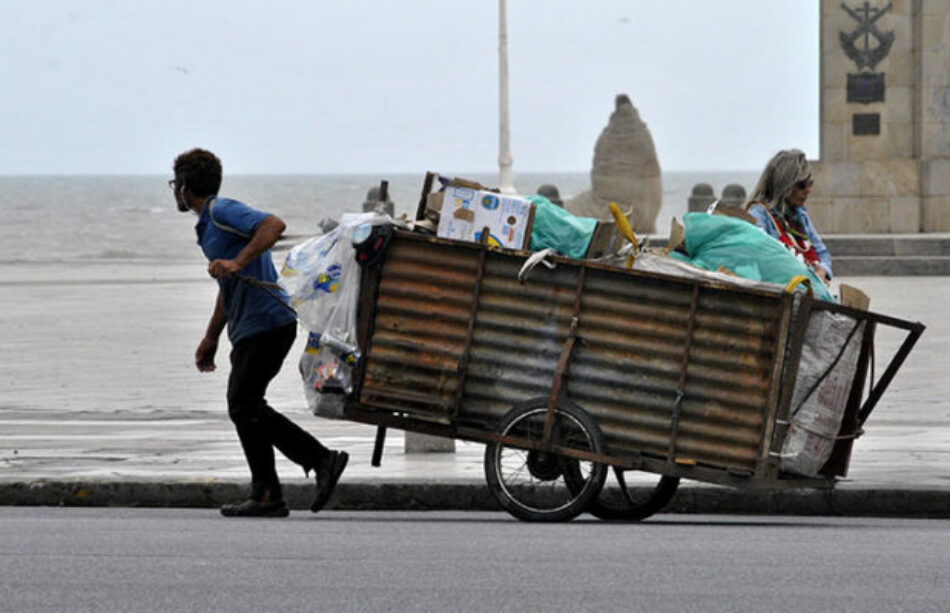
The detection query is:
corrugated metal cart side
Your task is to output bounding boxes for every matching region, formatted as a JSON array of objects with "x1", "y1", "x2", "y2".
[{"x1": 346, "y1": 231, "x2": 914, "y2": 490}]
